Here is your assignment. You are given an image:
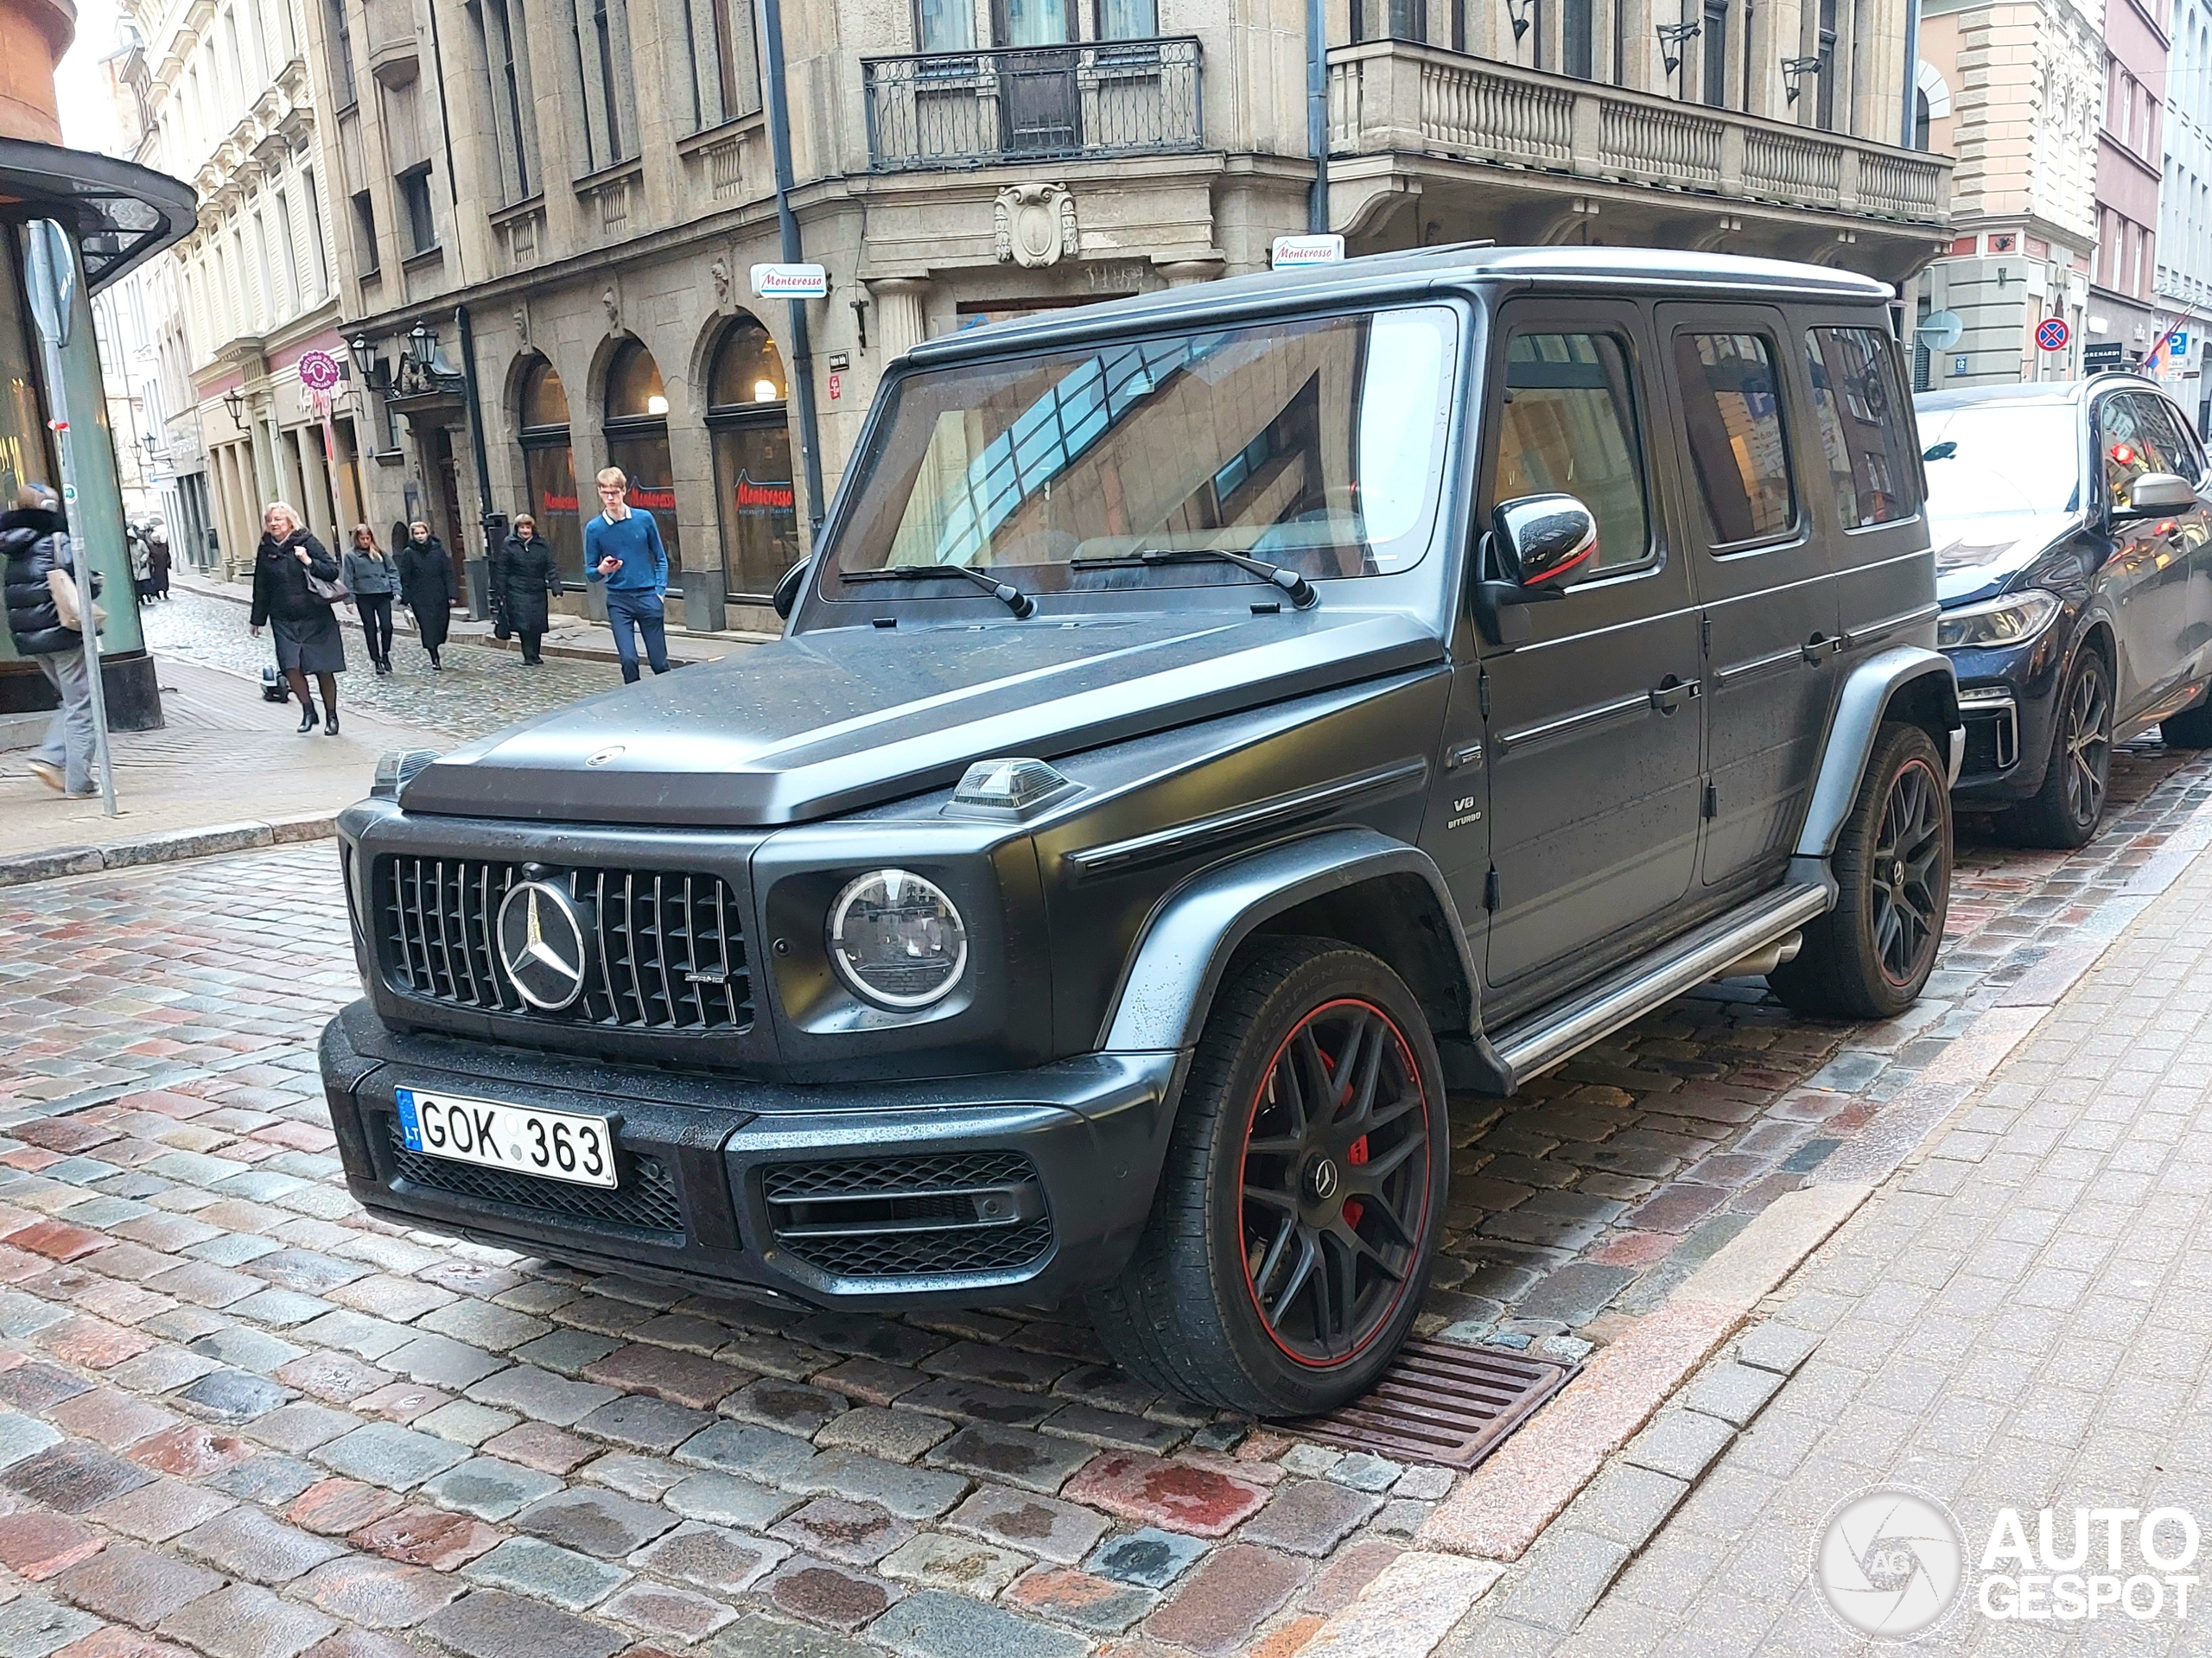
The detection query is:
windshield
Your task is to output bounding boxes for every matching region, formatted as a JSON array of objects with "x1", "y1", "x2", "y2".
[
  {"x1": 823, "y1": 307, "x2": 1460, "y2": 599},
  {"x1": 1916, "y1": 401, "x2": 2082, "y2": 521}
]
